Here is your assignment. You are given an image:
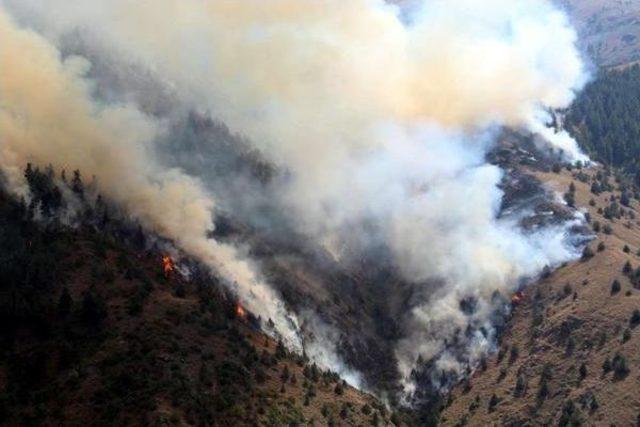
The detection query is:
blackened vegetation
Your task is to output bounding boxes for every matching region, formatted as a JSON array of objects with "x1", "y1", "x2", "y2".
[{"x1": 0, "y1": 165, "x2": 400, "y2": 426}]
